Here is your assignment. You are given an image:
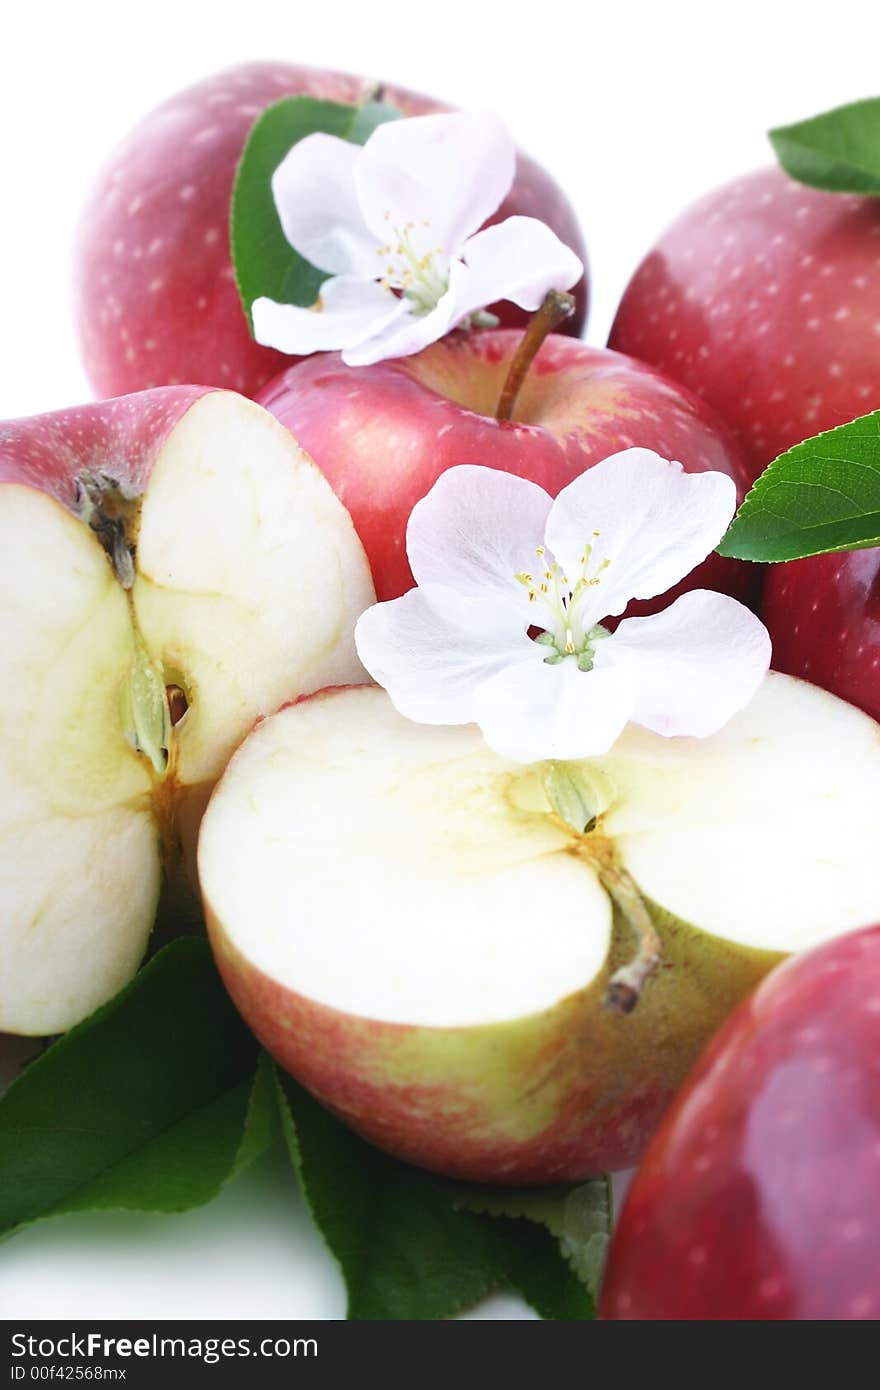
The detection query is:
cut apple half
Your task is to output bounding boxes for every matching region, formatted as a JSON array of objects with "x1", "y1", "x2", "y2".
[
  {"x1": 201, "y1": 676, "x2": 880, "y2": 1181},
  {"x1": 0, "y1": 389, "x2": 374, "y2": 1035}
]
